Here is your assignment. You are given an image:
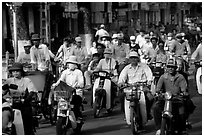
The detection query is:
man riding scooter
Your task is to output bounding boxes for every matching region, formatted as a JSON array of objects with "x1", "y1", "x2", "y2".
[
  {"x1": 152, "y1": 58, "x2": 193, "y2": 135},
  {"x1": 118, "y1": 51, "x2": 154, "y2": 128}
]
